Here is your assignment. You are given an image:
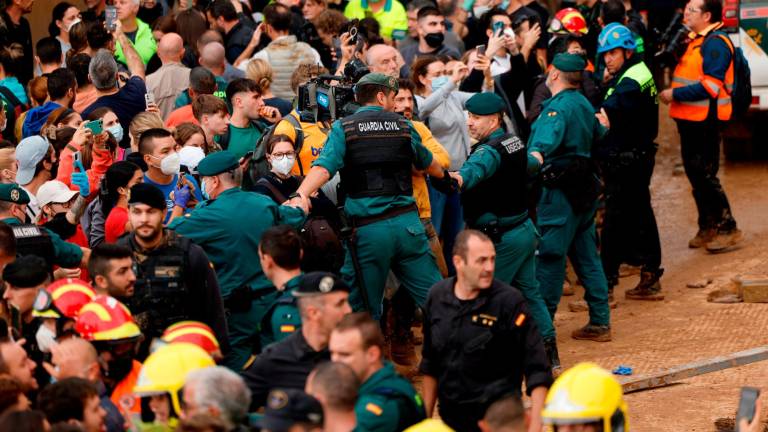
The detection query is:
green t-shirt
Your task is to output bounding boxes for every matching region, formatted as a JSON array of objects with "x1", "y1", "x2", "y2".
[{"x1": 222, "y1": 122, "x2": 264, "y2": 159}]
